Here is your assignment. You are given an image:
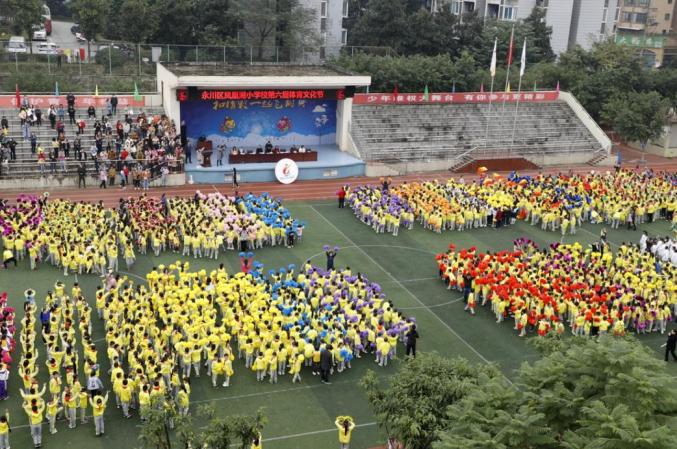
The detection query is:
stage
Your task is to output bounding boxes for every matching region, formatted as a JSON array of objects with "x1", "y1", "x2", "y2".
[{"x1": 185, "y1": 145, "x2": 365, "y2": 184}]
